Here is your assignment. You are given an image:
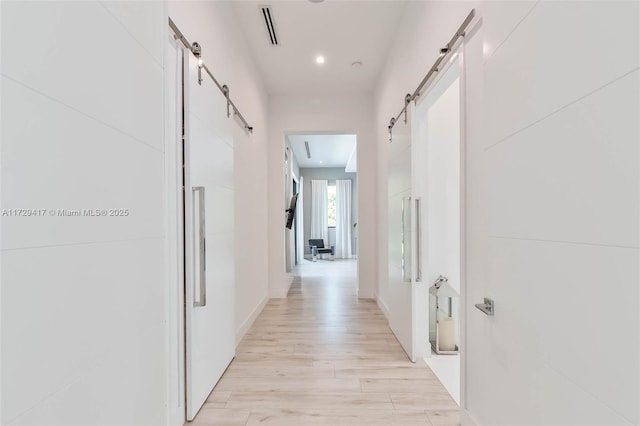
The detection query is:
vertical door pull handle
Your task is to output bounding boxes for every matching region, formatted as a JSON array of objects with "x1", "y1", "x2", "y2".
[
  {"x1": 415, "y1": 198, "x2": 422, "y2": 282},
  {"x1": 401, "y1": 196, "x2": 412, "y2": 283},
  {"x1": 193, "y1": 186, "x2": 206, "y2": 307}
]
